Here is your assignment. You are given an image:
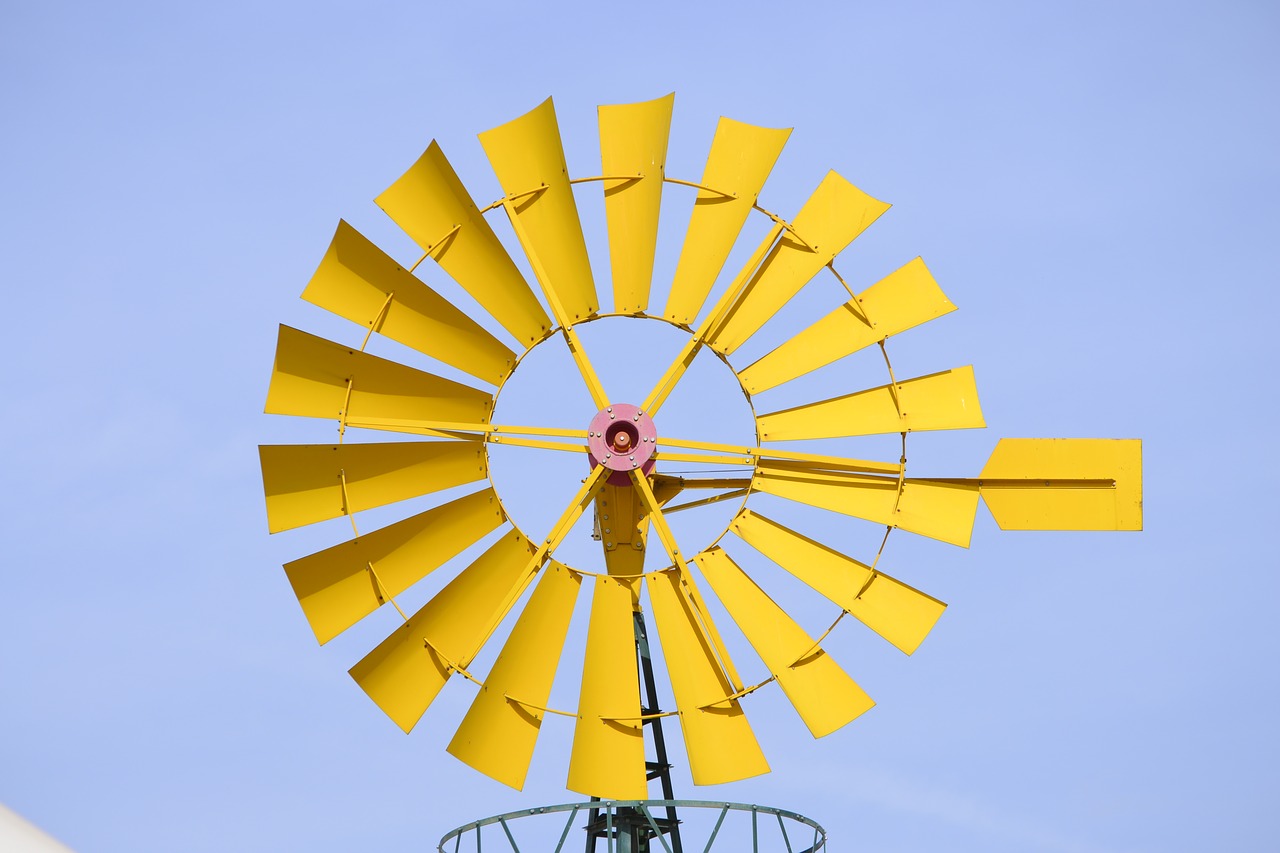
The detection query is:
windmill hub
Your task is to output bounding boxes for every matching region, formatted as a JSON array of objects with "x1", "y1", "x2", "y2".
[{"x1": 587, "y1": 403, "x2": 656, "y2": 482}]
